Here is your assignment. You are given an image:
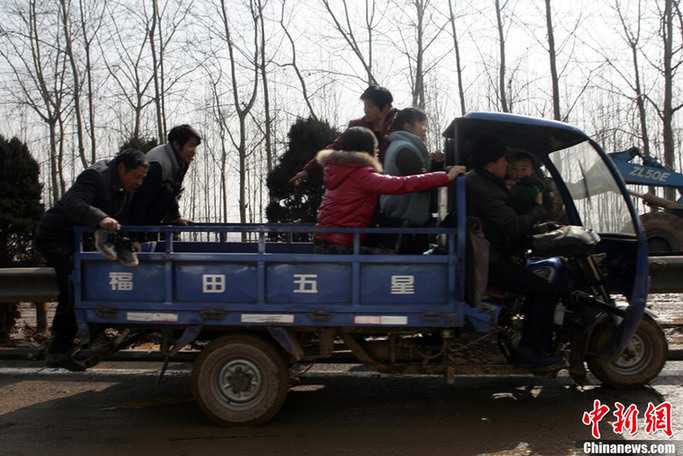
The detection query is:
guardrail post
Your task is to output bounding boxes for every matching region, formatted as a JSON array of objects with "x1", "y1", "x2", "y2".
[{"x1": 35, "y1": 302, "x2": 48, "y2": 333}]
